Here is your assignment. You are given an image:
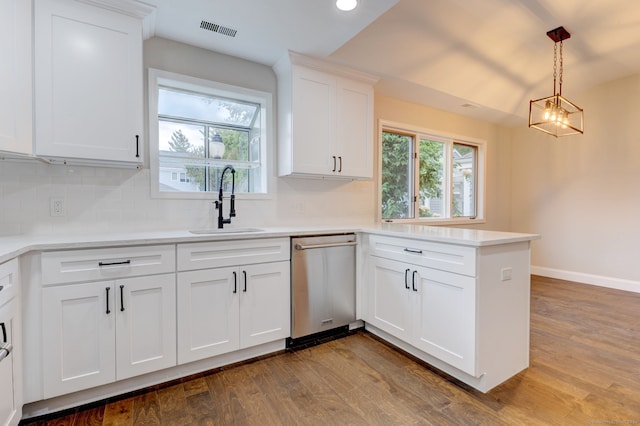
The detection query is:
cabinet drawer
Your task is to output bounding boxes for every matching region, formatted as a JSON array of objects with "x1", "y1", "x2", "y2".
[
  {"x1": 369, "y1": 235, "x2": 476, "y2": 276},
  {"x1": 41, "y1": 245, "x2": 175, "y2": 286},
  {"x1": 177, "y1": 238, "x2": 290, "y2": 271},
  {"x1": 0, "y1": 258, "x2": 19, "y2": 308}
]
